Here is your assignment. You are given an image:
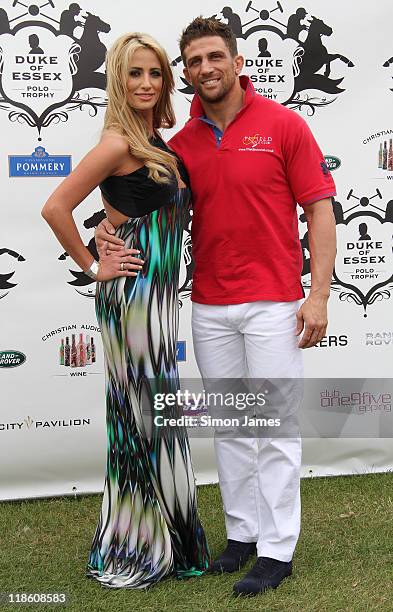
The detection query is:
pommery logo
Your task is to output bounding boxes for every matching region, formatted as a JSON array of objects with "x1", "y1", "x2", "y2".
[
  {"x1": 300, "y1": 188, "x2": 393, "y2": 316},
  {"x1": 0, "y1": 1, "x2": 109, "y2": 138},
  {"x1": 9, "y1": 145, "x2": 71, "y2": 176},
  {"x1": 172, "y1": 2, "x2": 354, "y2": 115}
]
